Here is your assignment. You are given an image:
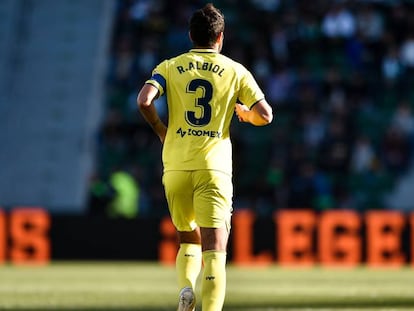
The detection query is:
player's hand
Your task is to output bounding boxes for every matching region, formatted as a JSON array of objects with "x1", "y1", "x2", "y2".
[{"x1": 235, "y1": 103, "x2": 250, "y2": 122}]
